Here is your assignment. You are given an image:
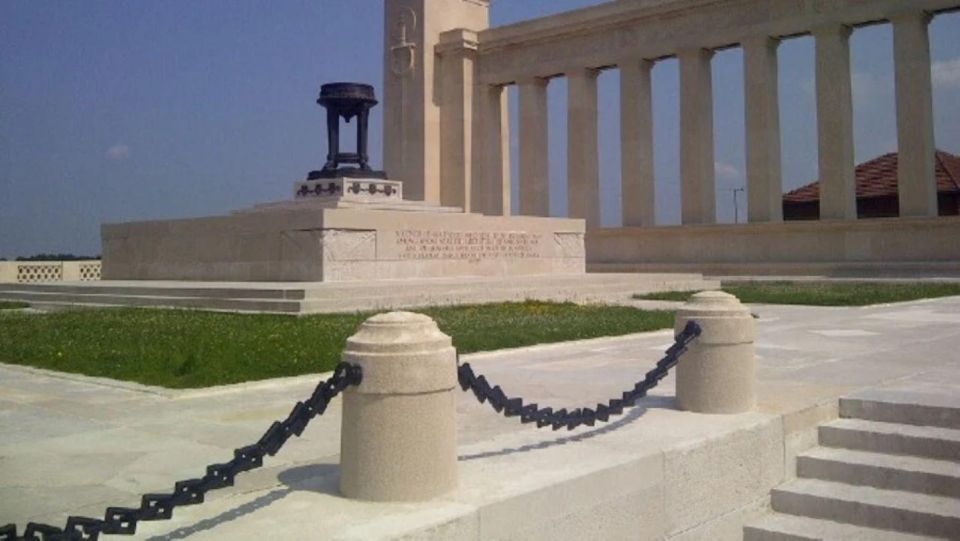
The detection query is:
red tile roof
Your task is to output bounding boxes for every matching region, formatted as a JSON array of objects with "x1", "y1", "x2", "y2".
[{"x1": 783, "y1": 150, "x2": 960, "y2": 203}]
